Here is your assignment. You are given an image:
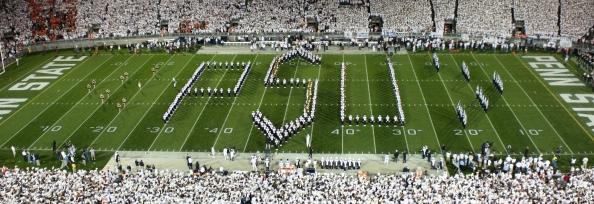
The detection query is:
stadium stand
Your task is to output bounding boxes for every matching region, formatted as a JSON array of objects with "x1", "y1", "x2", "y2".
[
  {"x1": 432, "y1": 0, "x2": 456, "y2": 35},
  {"x1": 560, "y1": 0, "x2": 594, "y2": 39},
  {"x1": 514, "y1": 0, "x2": 560, "y2": 37},
  {"x1": 0, "y1": 166, "x2": 592, "y2": 202},
  {"x1": 370, "y1": 0, "x2": 433, "y2": 33},
  {"x1": 1, "y1": 0, "x2": 594, "y2": 202},
  {"x1": 1, "y1": 0, "x2": 592, "y2": 53},
  {"x1": 456, "y1": 0, "x2": 513, "y2": 37}
]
